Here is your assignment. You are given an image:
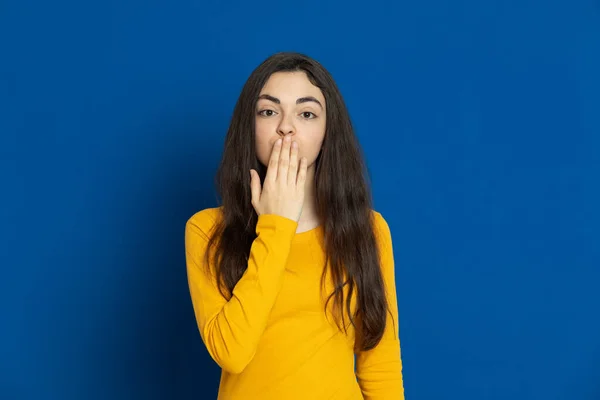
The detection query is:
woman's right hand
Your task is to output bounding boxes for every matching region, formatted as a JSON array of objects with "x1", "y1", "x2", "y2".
[{"x1": 250, "y1": 136, "x2": 307, "y2": 223}]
